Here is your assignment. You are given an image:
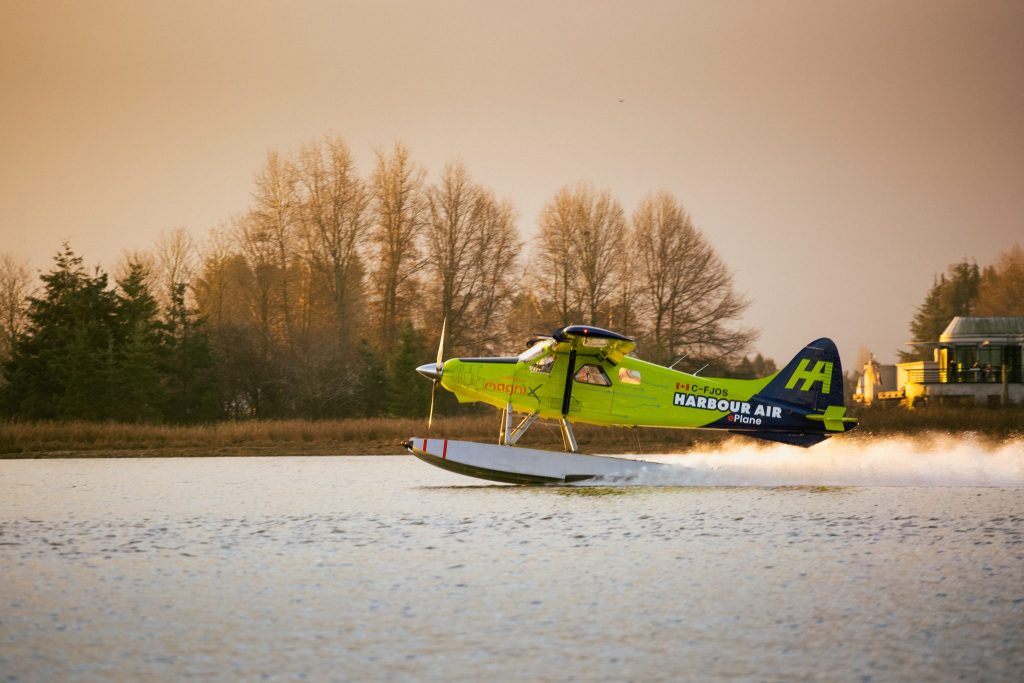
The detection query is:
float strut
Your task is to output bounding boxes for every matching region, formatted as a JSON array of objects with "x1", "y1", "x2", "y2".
[
  {"x1": 503, "y1": 401, "x2": 514, "y2": 445},
  {"x1": 507, "y1": 412, "x2": 539, "y2": 446},
  {"x1": 560, "y1": 417, "x2": 579, "y2": 453}
]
